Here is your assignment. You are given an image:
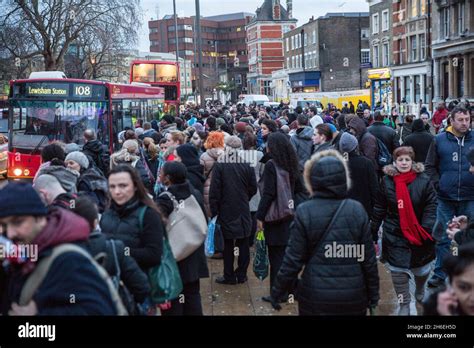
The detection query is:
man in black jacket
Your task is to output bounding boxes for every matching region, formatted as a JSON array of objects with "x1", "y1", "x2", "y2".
[
  {"x1": 368, "y1": 111, "x2": 398, "y2": 155},
  {"x1": 403, "y1": 119, "x2": 434, "y2": 163},
  {"x1": 290, "y1": 114, "x2": 314, "y2": 172},
  {"x1": 209, "y1": 136, "x2": 257, "y2": 285},
  {"x1": 82, "y1": 129, "x2": 110, "y2": 176}
]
